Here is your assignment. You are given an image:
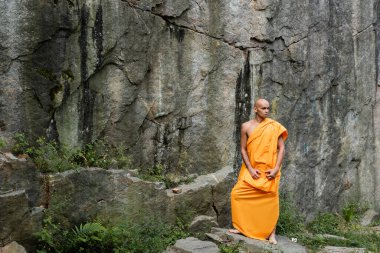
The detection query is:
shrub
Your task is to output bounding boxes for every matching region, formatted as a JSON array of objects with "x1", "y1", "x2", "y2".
[
  {"x1": 11, "y1": 133, "x2": 132, "y2": 173},
  {"x1": 36, "y1": 216, "x2": 189, "y2": 253},
  {"x1": 341, "y1": 202, "x2": 366, "y2": 223},
  {"x1": 307, "y1": 212, "x2": 341, "y2": 235},
  {"x1": 276, "y1": 193, "x2": 305, "y2": 236}
]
